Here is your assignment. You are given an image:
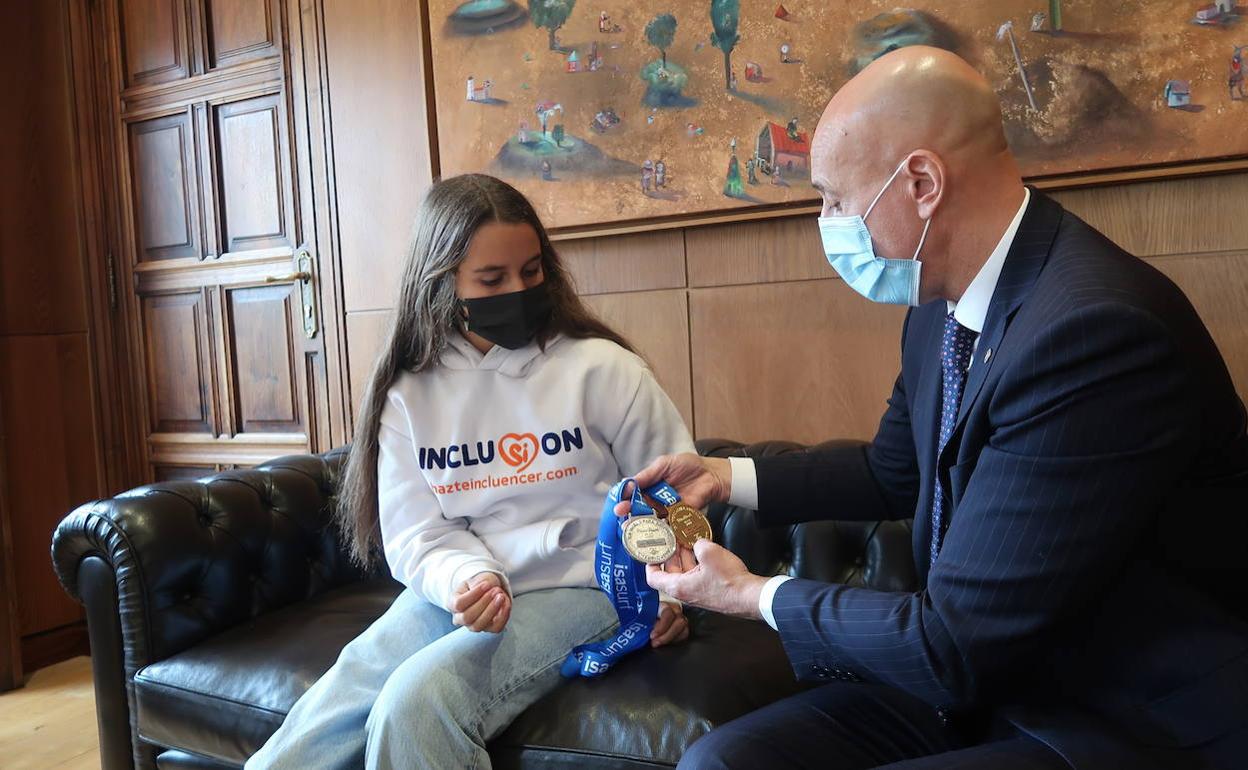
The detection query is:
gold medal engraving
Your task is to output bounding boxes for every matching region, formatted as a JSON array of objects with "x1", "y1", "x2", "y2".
[
  {"x1": 621, "y1": 516, "x2": 678, "y2": 564},
  {"x1": 667, "y1": 503, "x2": 713, "y2": 548}
]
